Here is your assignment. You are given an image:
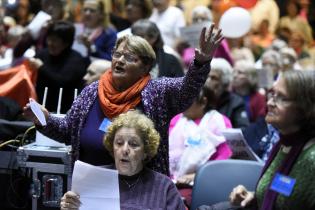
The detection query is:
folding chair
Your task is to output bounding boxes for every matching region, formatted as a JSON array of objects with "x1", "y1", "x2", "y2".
[{"x1": 190, "y1": 159, "x2": 264, "y2": 210}]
